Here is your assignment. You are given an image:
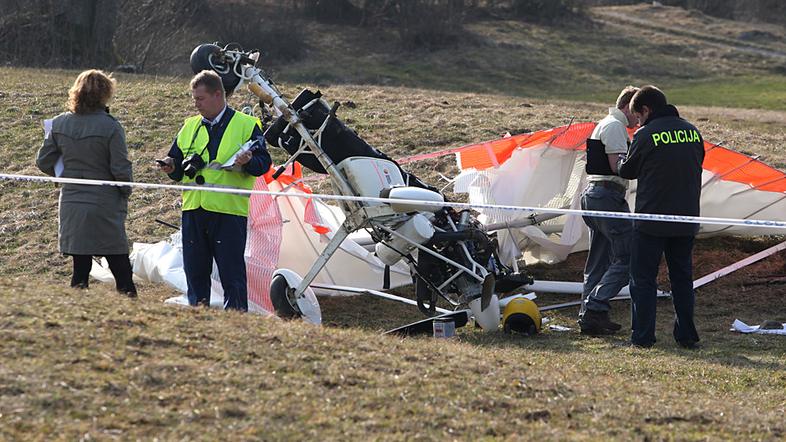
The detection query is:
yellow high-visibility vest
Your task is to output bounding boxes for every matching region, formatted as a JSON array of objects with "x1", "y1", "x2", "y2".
[{"x1": 176, "y1": 111, "x2": 260, "y2": 217}]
